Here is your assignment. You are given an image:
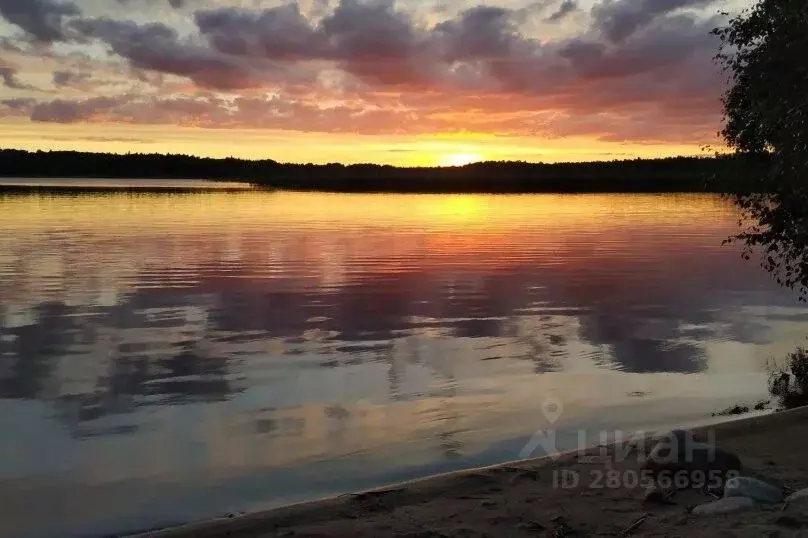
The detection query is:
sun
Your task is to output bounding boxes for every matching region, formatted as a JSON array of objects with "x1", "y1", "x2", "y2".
[{"x1": 438, "y1": 152, "x2": 485, "y2": 167}]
